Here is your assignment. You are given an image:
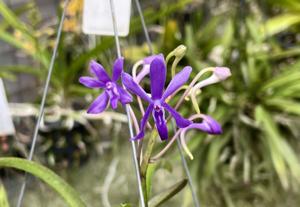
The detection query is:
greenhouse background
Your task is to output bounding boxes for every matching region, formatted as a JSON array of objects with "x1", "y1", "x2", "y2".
[{"x1": 0, "y1": 0, "x2": 300, "y2": 206}]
